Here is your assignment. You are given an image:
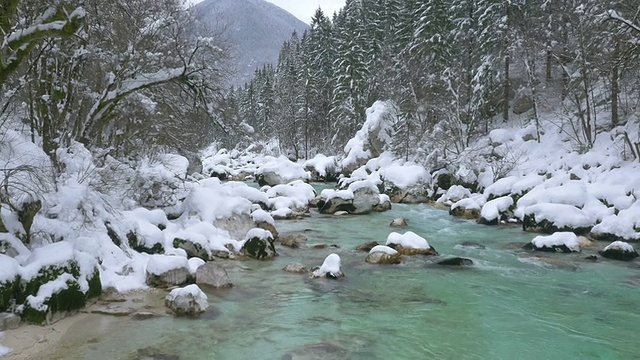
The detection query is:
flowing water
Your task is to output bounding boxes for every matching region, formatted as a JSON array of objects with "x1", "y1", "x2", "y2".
[{"x1": 47, "y1": 204, "x2": 639, "y2": 360}]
